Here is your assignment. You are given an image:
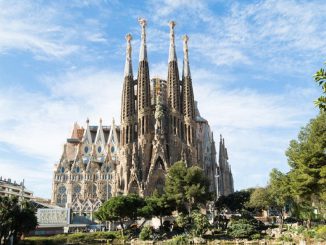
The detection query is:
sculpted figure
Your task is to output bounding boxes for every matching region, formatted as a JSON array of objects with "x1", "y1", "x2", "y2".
[{"x1": 154, "y1": 95, "x2": 164, "y2": 135}]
